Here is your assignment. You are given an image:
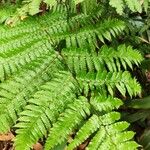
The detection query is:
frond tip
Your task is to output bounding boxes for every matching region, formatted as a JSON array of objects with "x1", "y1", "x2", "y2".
[
  {"x1": 45, "y1": 97, "x2": 90, "y2": 150},
  {"x1": 109, "y1": 0, "x2": 142, "y2": 14},
  {"x1": 67, "y1": 112, "x2": 138, "y2": 150}
]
